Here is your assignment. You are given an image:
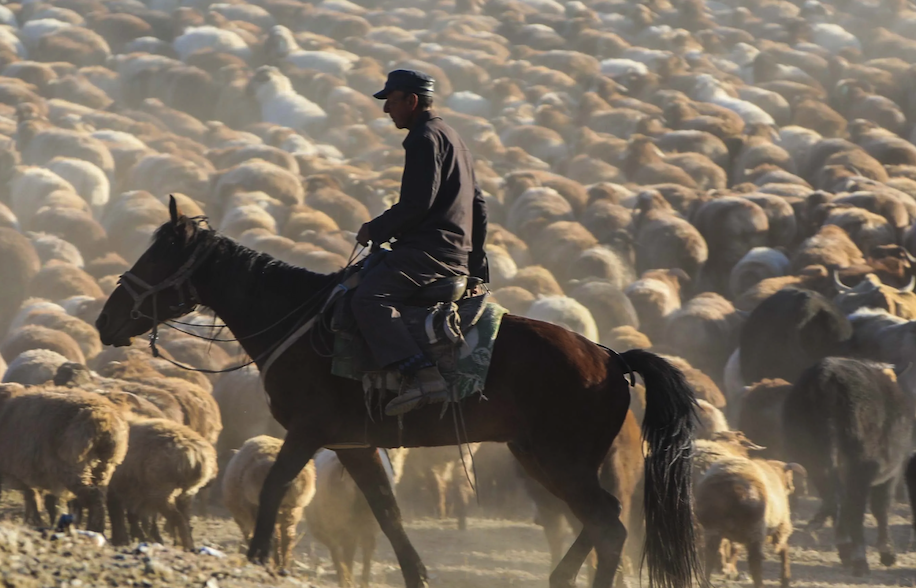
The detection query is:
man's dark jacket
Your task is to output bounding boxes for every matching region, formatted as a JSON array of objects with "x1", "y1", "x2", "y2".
[{"x1": 365, "y1": 110, "x2": 488, "y2": 281}]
